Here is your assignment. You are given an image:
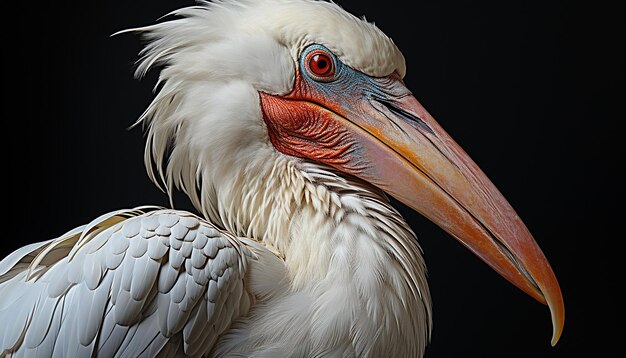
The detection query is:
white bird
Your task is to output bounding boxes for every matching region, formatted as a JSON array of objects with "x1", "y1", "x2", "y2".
[{"x1": 0, "y1": 0, "x2": 564, "y2": 357}]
